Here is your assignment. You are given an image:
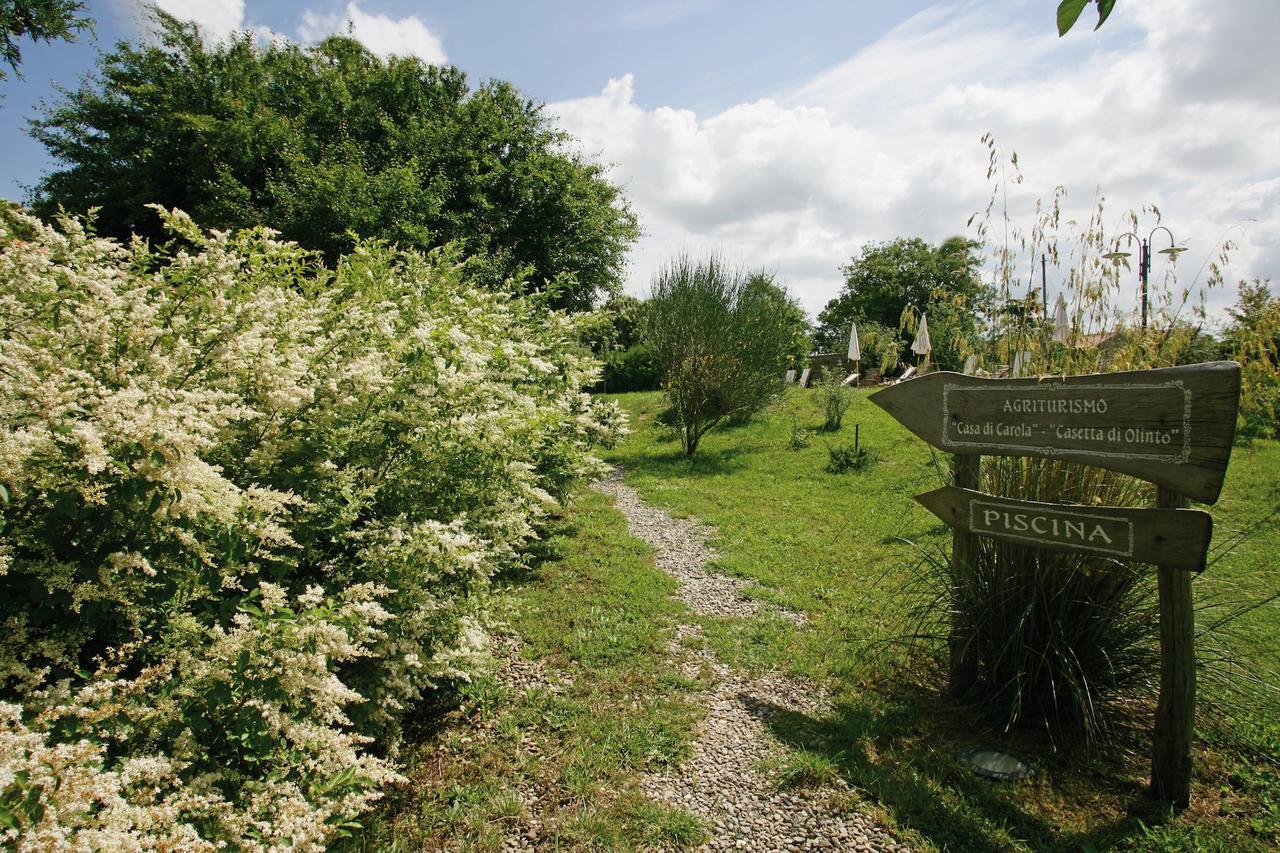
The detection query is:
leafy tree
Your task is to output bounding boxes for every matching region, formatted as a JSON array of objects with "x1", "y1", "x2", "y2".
[
  {"x1": 1057, "y1": 0, "x2": 1115, "y2": 37},
  {"x1": 28, "y1": 10, "x2": 637, "y2": 310},
  {"x1": 816, "y1": 236, "x2": 989, "y2": 369},
  {"x1": 595, "y1": 293, "x2": 648, "y2": 351},
  {"x1": 1223, "y1": 279, "x2": 1280, "y2": 439},
  {"x1": 1, "y1": 0, "x2": 90, "y2": 82},
  {"x1": 743, "y1": 272, "x2": 812, "y2": 369},
  {"x1": 645, "y1": 255, "x2": 796, "y2": 456}
]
